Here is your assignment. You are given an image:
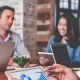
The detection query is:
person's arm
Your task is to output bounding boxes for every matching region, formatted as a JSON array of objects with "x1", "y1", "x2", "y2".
[
  {"x1": 46, "y1": 35, "x2": 55, "y2": 53},
  {"x1": 72, "y1": 45, "x2": 80, "y2": 62},
  {"x1": 15, "y1": 34, "x2": 31, "y2": 58},
  {"x1": 8, "y1": 33, "x2": 31, "y2": 66},
  {"x1": 8, "y1": 57, "x2": 19, "y2": 67},
  {"x1": 45, "y1": 64, "x2": 79, "y2": 80},
  {"x1": 39, "y1": 36, "x2": 55, "y2": 65}
]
